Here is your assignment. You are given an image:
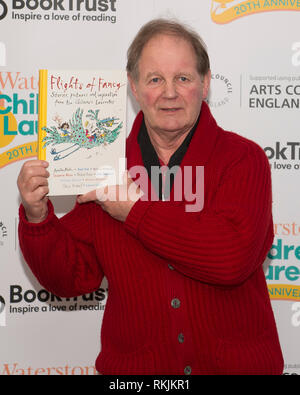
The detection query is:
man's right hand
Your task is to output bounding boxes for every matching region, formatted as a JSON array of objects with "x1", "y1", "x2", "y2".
[{"x1": 17, "y1": 160, "x2": 50, "y2": 223}]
